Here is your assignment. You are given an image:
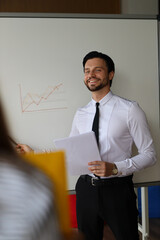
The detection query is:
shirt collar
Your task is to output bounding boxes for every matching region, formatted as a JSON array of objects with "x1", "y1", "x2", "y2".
[{"x1": 91, "y1": 91, "x2": 113, "y2": 106}]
